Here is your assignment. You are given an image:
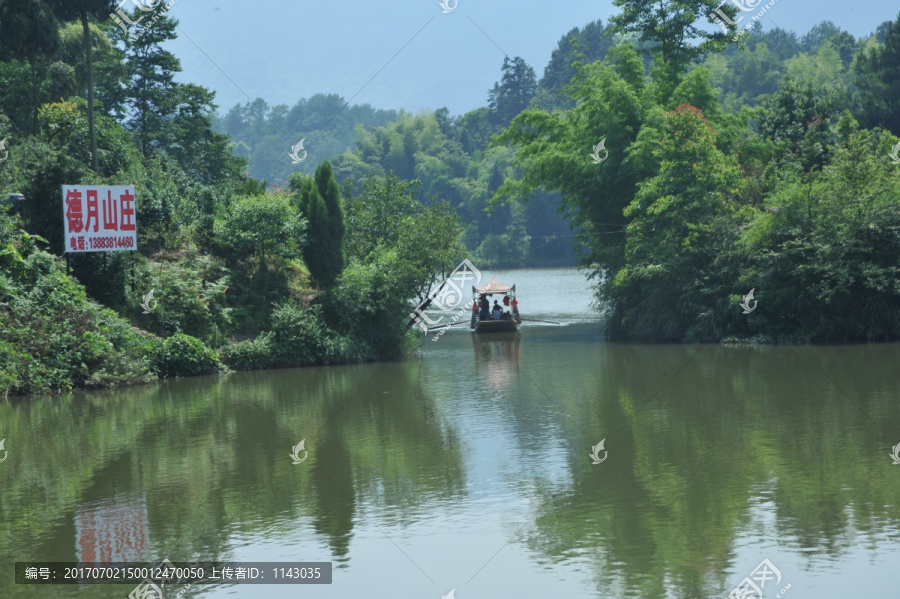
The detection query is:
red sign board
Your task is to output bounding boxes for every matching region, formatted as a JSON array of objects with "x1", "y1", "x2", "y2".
[{"x1": 62, "y1": 185, "x2": 138, "y2": 253}]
